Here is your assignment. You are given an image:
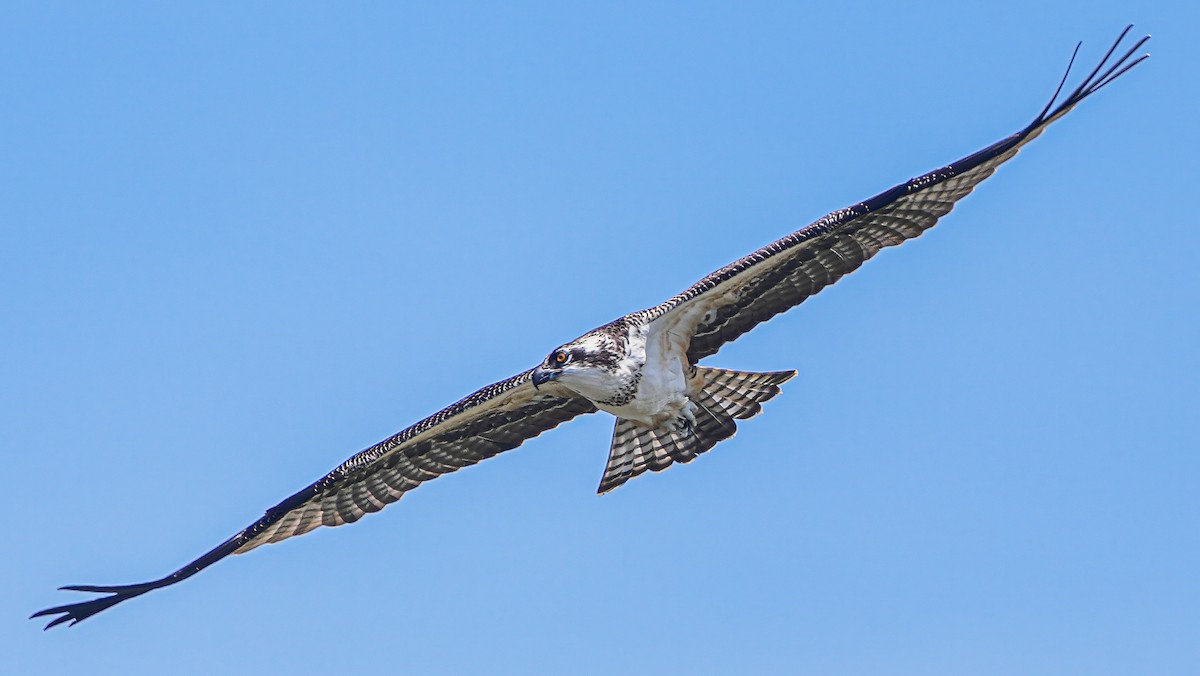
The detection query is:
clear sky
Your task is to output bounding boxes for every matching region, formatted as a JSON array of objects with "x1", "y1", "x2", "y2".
[{"x1": 4, "y1": 2, "x2": 1197, "y2": 674}]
